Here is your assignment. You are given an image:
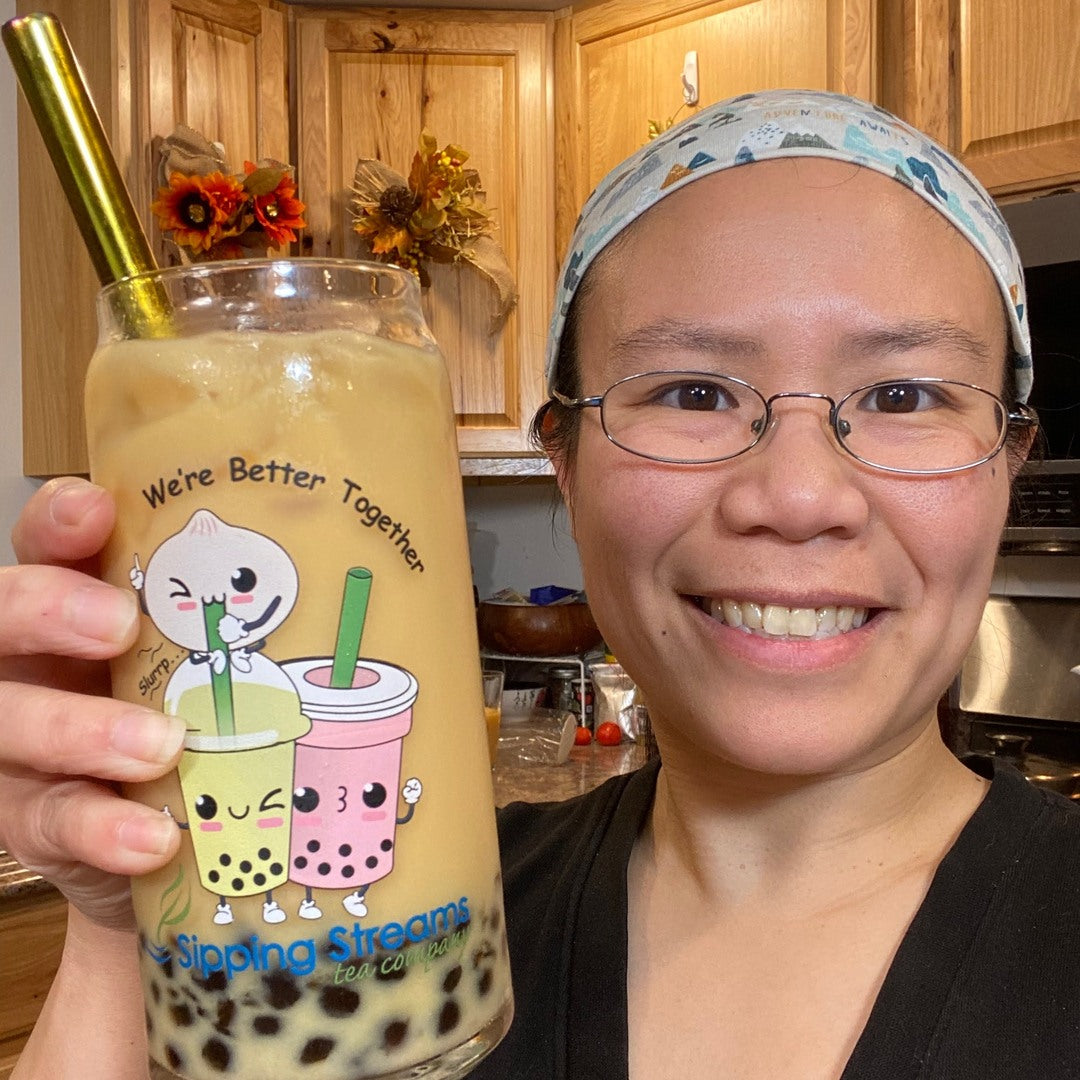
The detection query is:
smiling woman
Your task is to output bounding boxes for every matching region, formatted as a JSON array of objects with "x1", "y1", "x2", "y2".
[
  {"x1": 0, "y1": 88, "x2": 1076, "y2": 1080},
  {"x1": 553, "y1": 155, "x2": 1017, "y2": 770},
  {"x1": 478, "y1": 90, "x2": 1075, "y2": 1080}
]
